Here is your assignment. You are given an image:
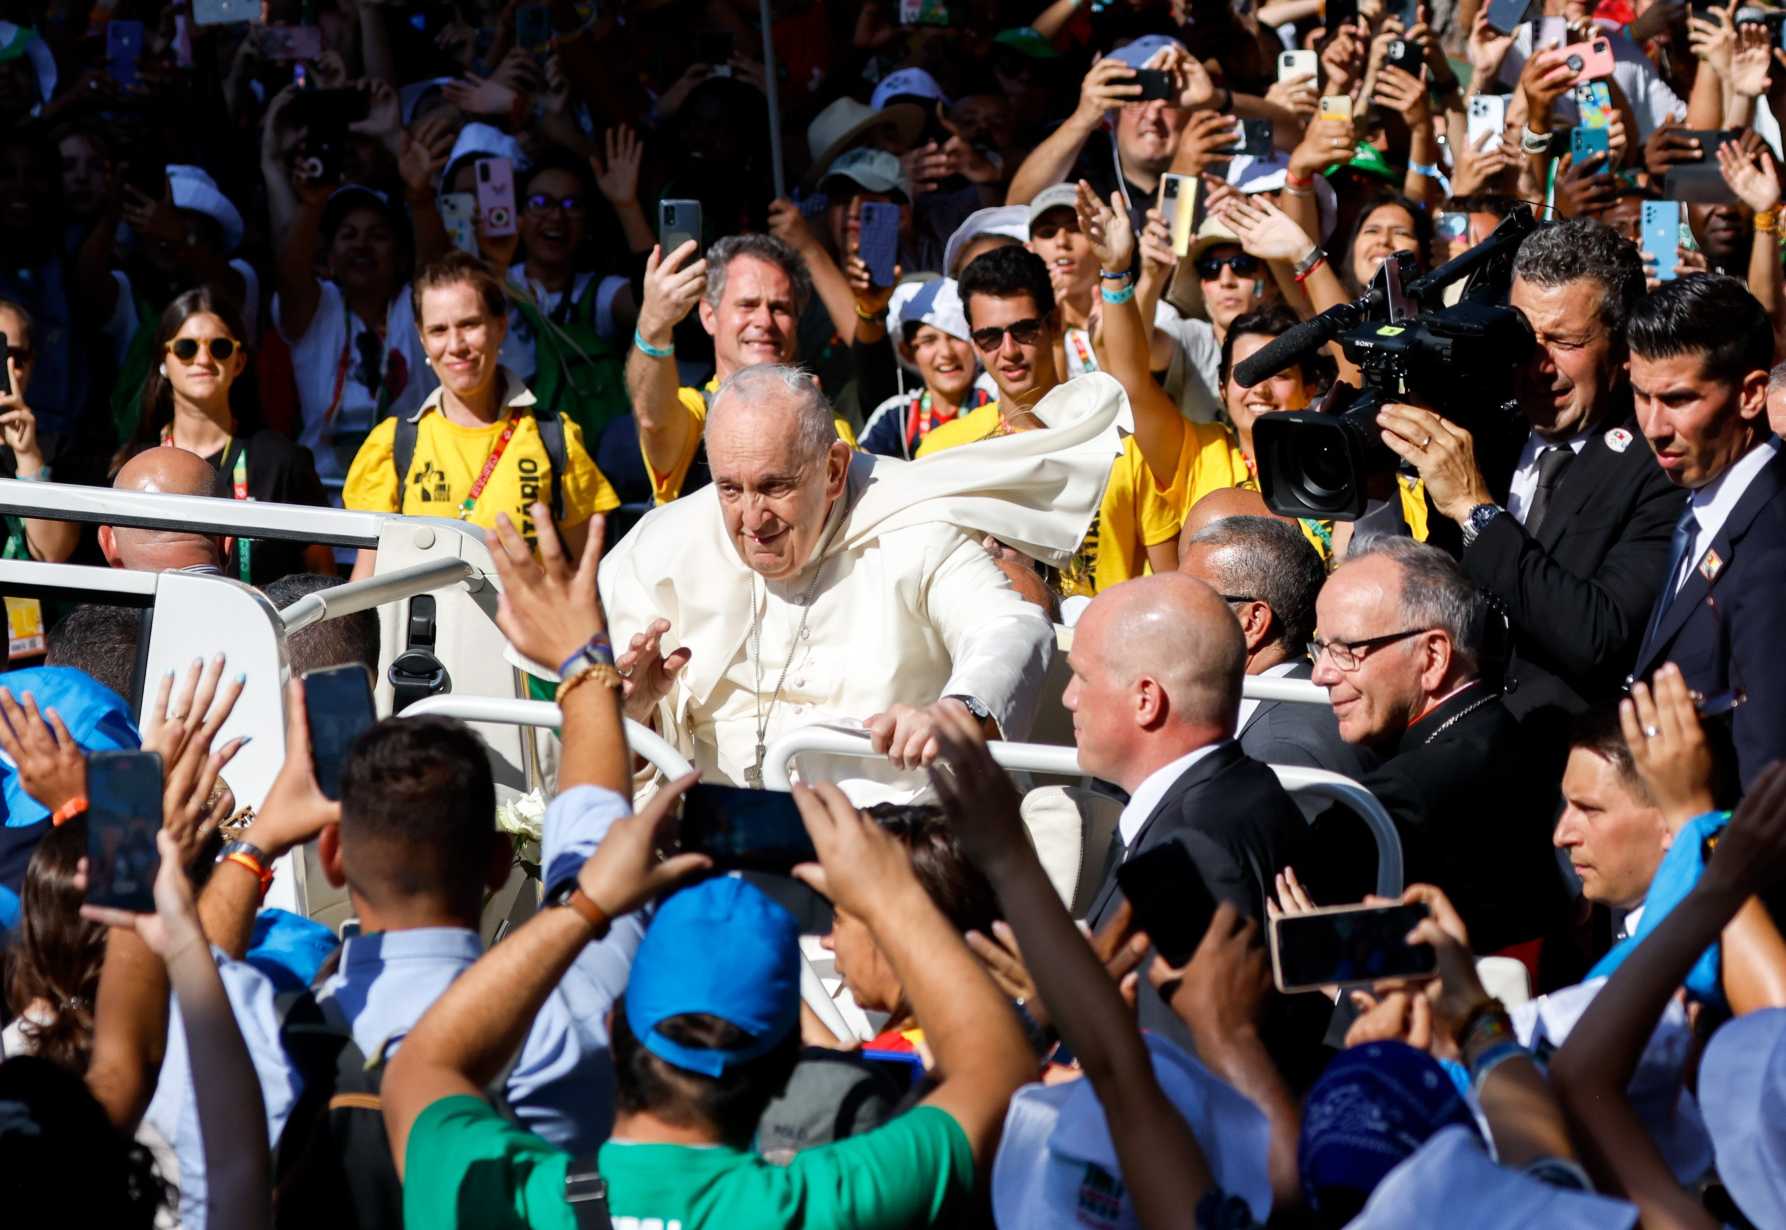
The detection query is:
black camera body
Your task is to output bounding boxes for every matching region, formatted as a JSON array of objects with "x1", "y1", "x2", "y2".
[{"x1": 1241, "y1": 210, "x2": 1540, "y2": 521}]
